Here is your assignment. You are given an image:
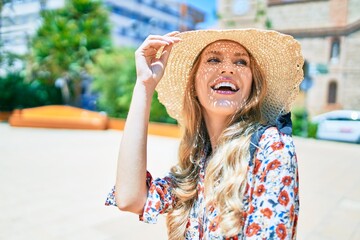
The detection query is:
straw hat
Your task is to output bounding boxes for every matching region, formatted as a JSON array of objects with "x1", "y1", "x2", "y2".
[{"x1": 156, "y1": 29, "x2": 304, "y2": 125}]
